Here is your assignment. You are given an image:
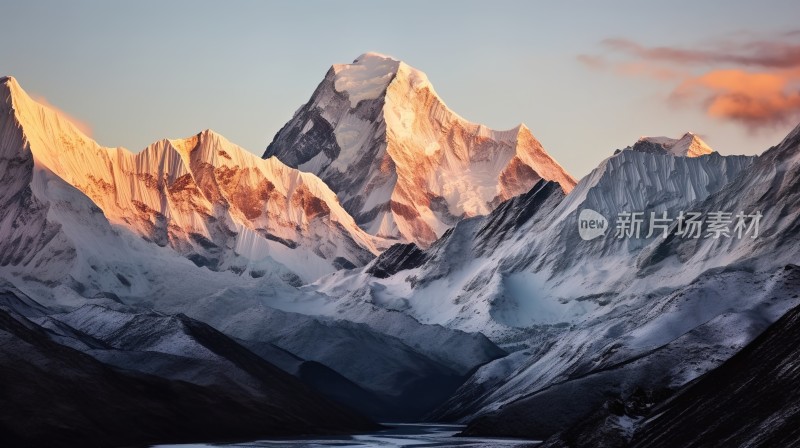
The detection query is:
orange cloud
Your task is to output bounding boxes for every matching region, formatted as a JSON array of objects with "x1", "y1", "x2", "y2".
[
  {"x1": 32, "y1": 95, "x2": 93, "y2": 137},
  {"x1": 671, "y1": 69, "x2": 800, "y2": 130},
  {"x1": 580, "y1": 32, "x2": 800, "y2": 130},
  {"x1": 577, "y1": 54, "x2": 687, "y2": 81}
]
